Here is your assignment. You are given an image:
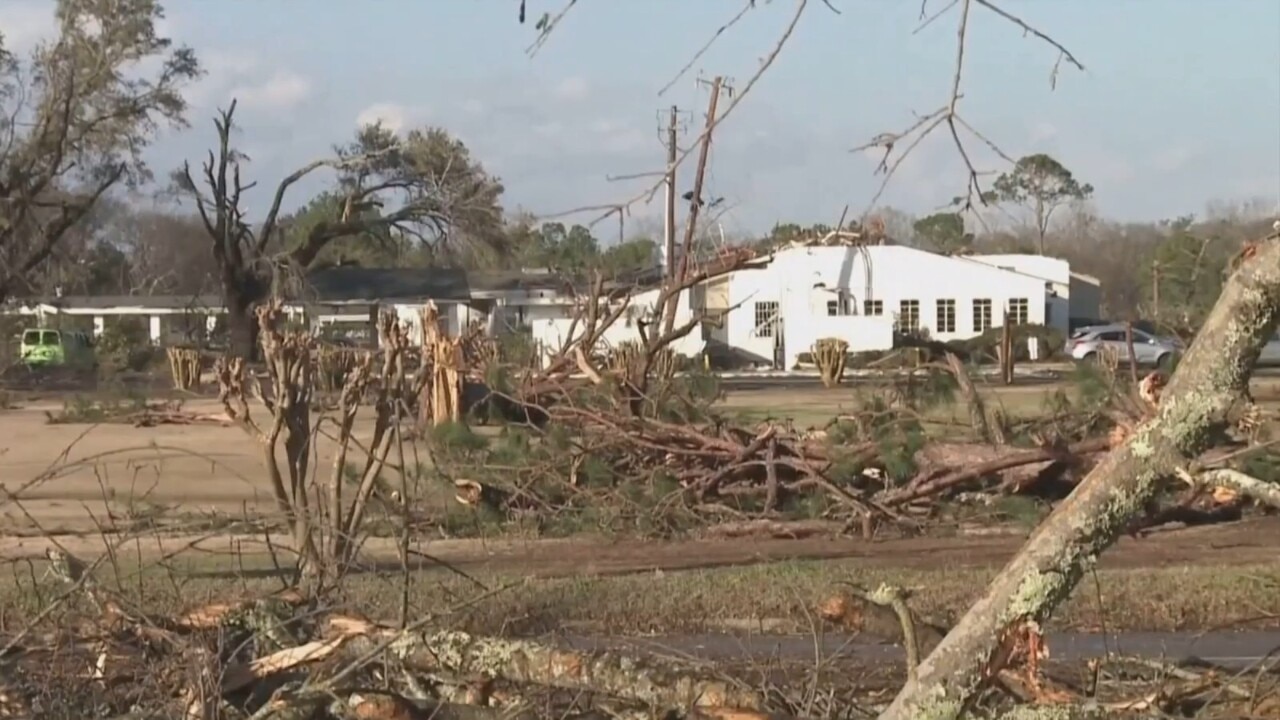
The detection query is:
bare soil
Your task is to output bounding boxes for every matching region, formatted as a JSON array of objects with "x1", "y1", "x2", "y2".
[{"x1": 3, "y1": 381, "x2": 1280, "y2": 581}]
